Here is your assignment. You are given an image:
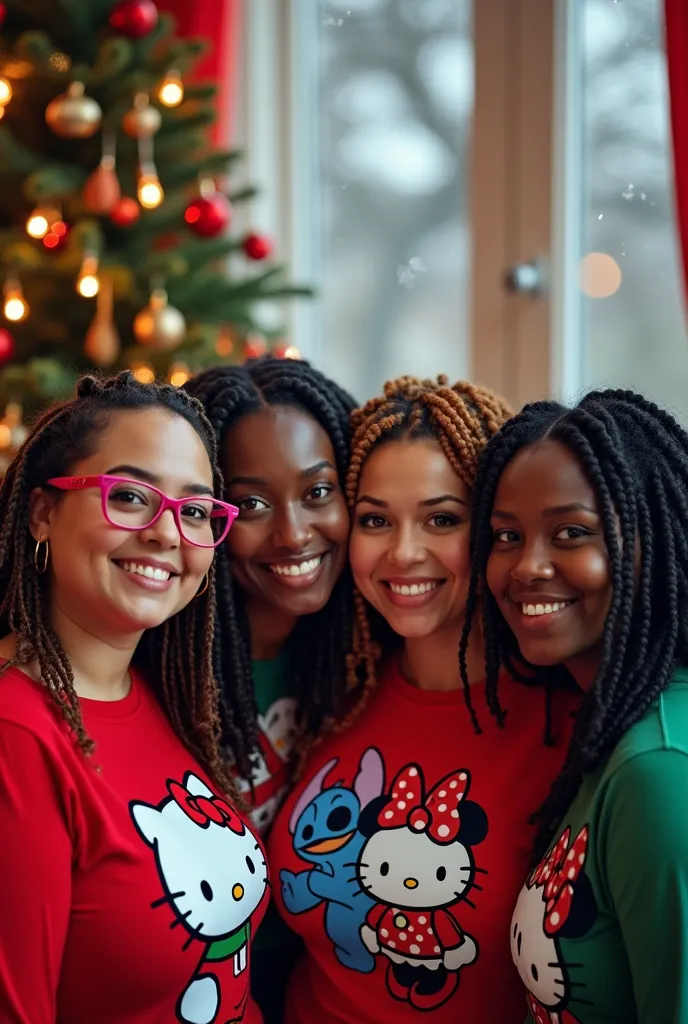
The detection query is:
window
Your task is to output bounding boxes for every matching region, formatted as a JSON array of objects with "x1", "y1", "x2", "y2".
[{"x1": 564, "y1": 0, "x2": 687, "y2": 416}]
